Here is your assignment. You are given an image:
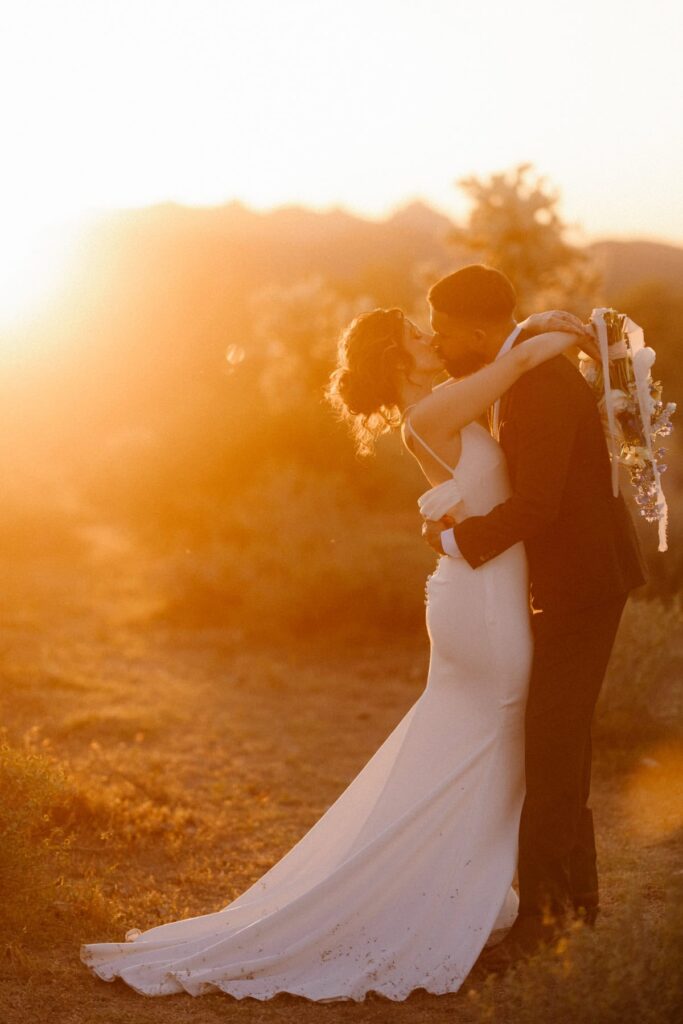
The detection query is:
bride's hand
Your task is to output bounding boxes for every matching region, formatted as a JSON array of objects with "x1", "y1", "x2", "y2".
[
  {"x1": 520, "y1": 311, "x2": 600, "y2": 362},
  {"x1": 576, "y1": 326, "x2": 601, "y2": 363},
  {"x1": 519, "y1": 310, "x2": 590, "y2": 337}
]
